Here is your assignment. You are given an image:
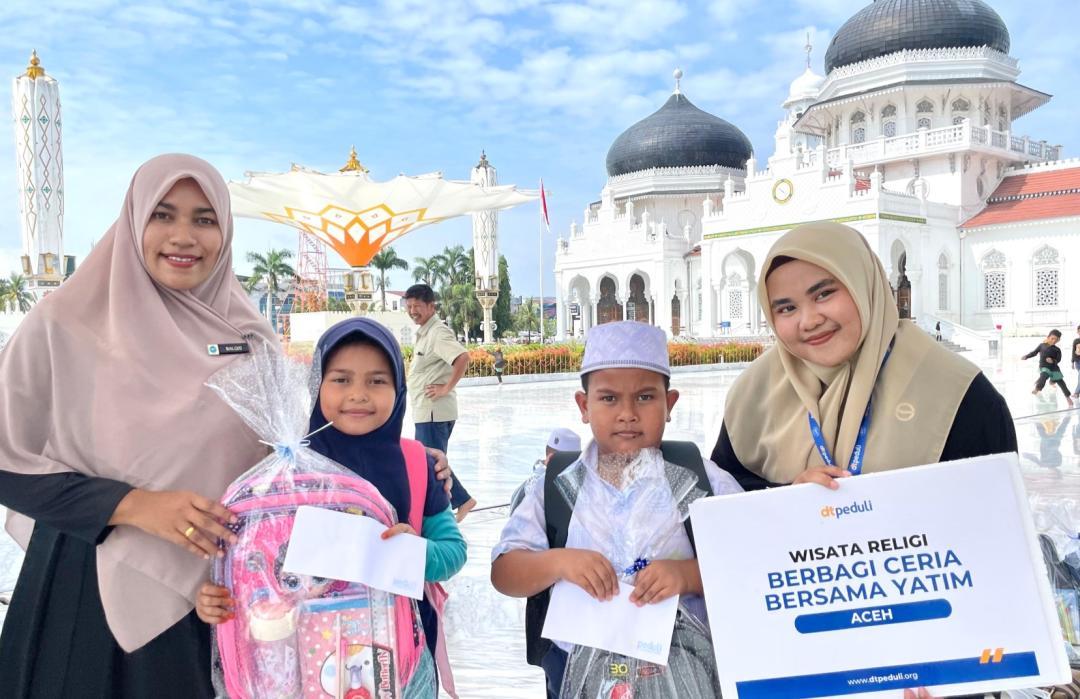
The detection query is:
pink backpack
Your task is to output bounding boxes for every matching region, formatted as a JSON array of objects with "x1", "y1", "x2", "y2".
[{"x1": 214, "y1": 438, "x2": 436, "y2": 699}]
